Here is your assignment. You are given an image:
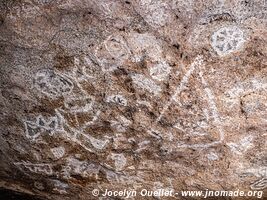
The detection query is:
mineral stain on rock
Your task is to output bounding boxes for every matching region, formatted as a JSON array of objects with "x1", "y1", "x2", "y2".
[{"x1": 0, "y1": 0, "x2": 266, "y2": 200}]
